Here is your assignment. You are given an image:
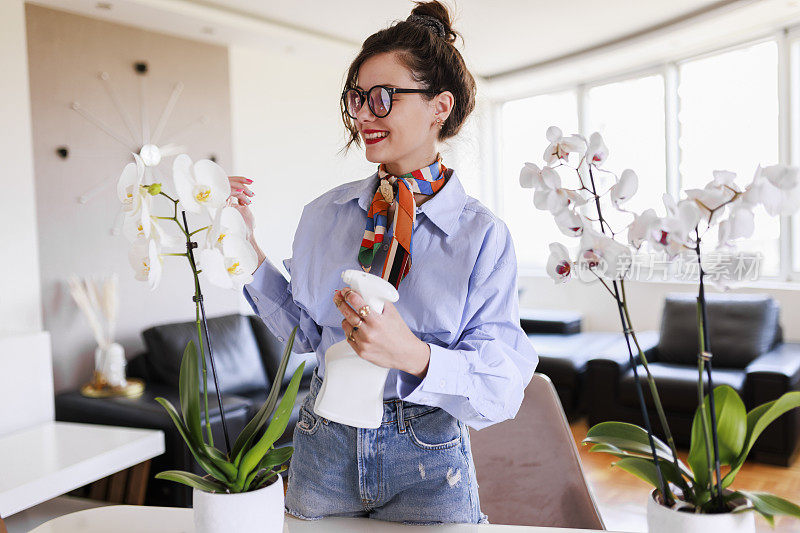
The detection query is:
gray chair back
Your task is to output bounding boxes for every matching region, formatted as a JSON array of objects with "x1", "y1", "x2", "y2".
[{"x1": 470, "y1": 373, "x2": 605, "y2": 529}]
